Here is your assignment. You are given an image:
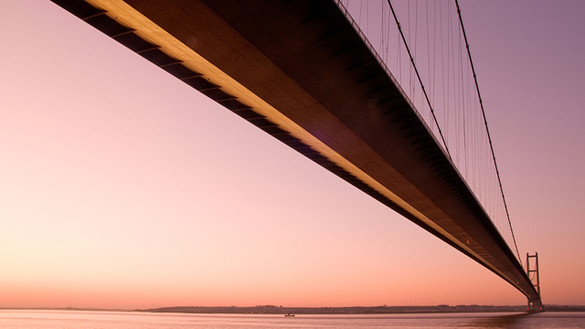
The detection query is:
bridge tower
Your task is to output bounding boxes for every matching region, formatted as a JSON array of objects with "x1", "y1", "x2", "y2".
[{"x1": 526, "y1": 252, "x2": 543, "y2": 312}]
